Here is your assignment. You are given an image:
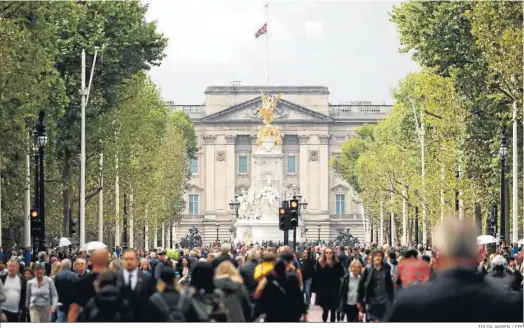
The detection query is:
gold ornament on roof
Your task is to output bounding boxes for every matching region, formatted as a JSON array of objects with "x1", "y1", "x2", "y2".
[{"x1": 256, "y1": 90, "x2": 283, "y2": 147}]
